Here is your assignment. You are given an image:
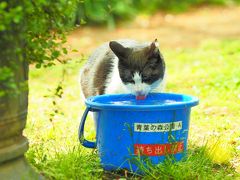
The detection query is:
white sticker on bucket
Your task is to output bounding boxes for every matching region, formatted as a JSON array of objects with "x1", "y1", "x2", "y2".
[{"x1": 134, "y1": 121, "x2": 182, "y2": 132}]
